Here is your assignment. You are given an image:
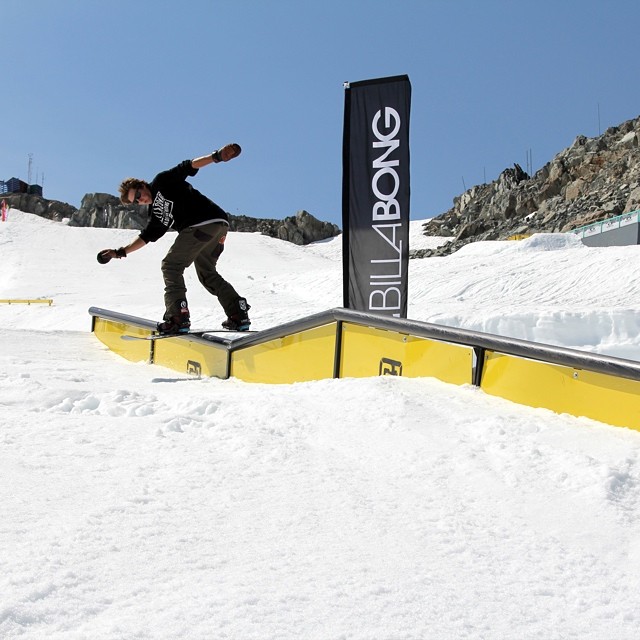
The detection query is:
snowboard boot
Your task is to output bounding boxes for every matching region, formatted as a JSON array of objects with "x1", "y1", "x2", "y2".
[
  {"x1": 158, "y1": 300, "x2": 191, "y2": 334},
  {"x1": 157, "y1": 317, "x2": 191, "y2": 334},
  {"x1": 222, "y1": 298, "x2": 251, "y2": 331}
]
